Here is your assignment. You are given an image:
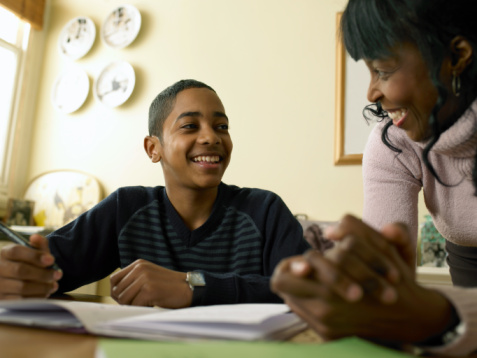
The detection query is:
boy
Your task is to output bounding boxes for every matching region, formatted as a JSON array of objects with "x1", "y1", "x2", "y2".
[{"x1": 0, "y1": 80, "x2": 309, "y2": 307}]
